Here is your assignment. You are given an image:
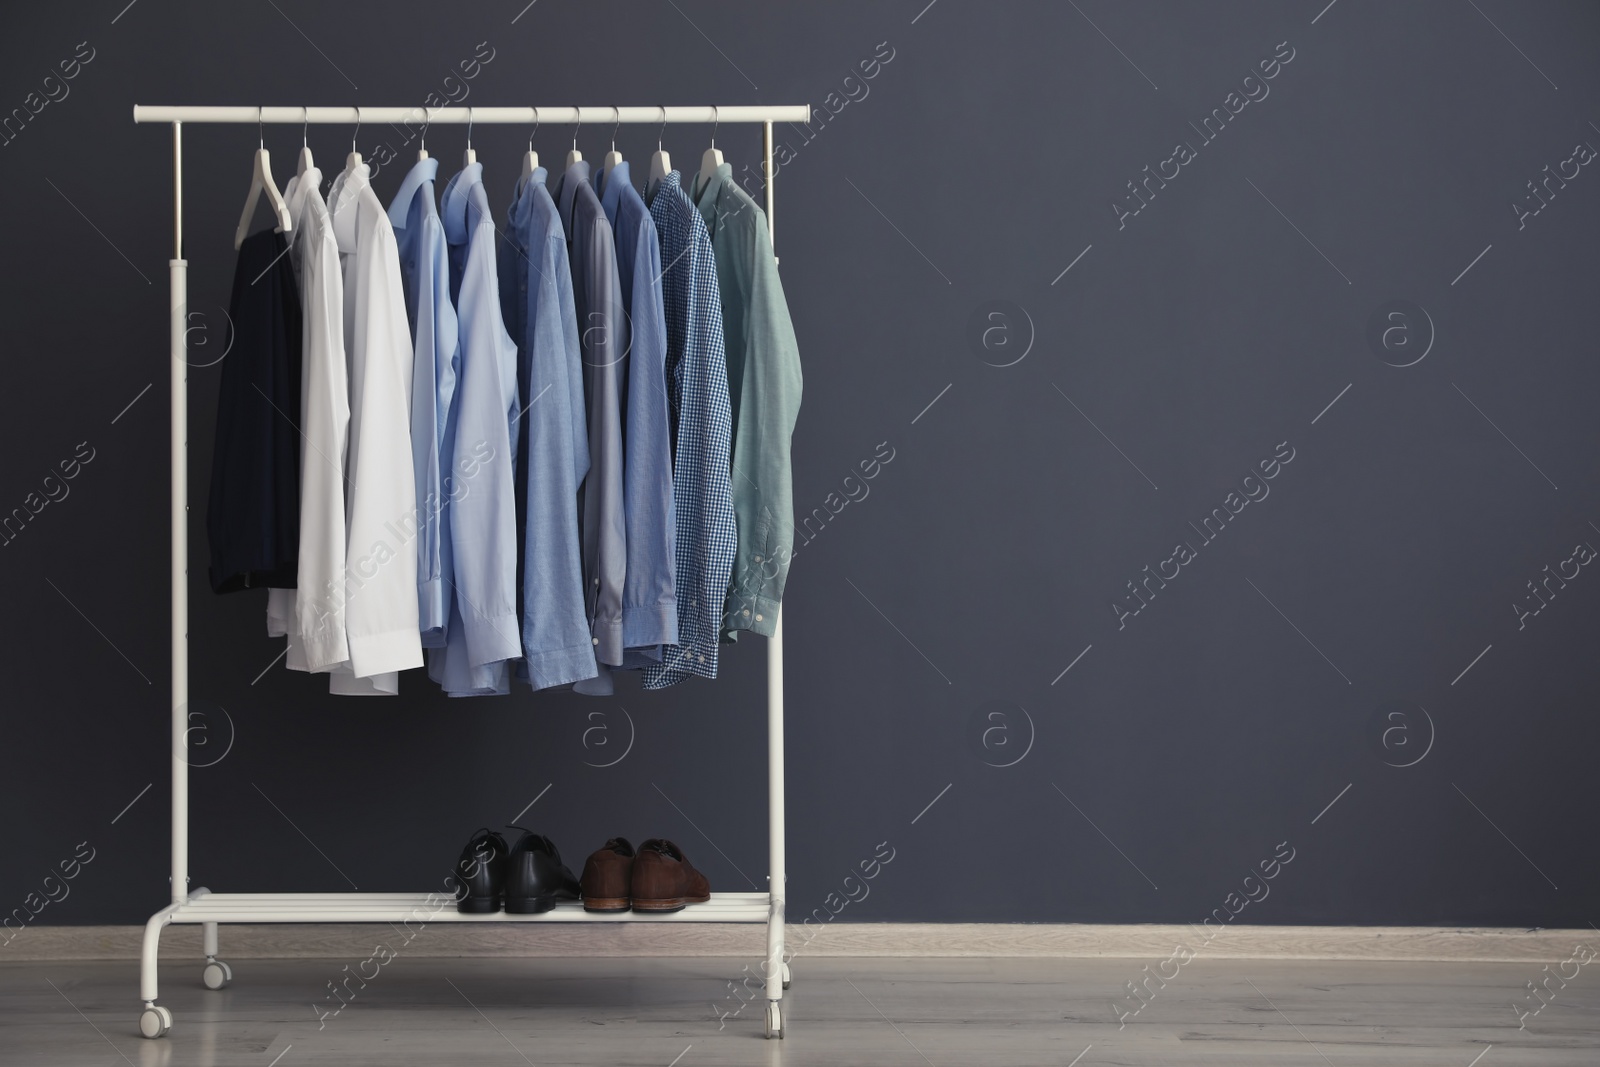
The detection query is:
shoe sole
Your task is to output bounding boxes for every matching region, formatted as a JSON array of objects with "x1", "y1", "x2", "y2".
[
  {"x1": 504, "y1": 897, "x2": 574, "y2": 914},
  {"x1": 631, "y1": 895, "x2": 711, "y2": 913},
  {"x1": 583, "y1": 897, "x2": 632, "y2": 913},
  {"x1": 456, "y1": 898, "x2": 502, "y2": 914}
]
